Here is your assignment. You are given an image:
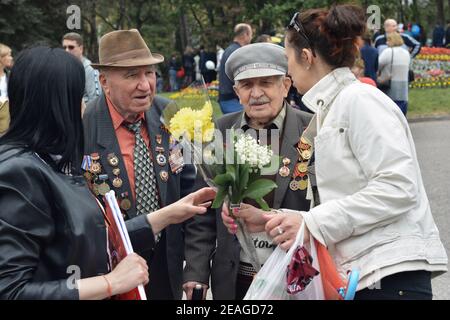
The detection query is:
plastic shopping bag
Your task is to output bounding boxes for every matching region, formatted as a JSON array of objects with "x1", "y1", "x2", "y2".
[{"x1": 244, "y1": 222, "x2": 325, "y2": 300}]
